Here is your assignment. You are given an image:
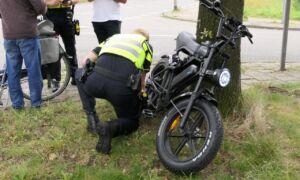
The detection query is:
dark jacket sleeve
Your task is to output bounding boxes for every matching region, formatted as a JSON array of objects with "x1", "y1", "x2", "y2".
[
  {"x1": 29, "y1": 0, "x2": 47, "y2": 15},
  {"x1": 92, "y1": 47, "x2": 102, "y2": 57}
]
